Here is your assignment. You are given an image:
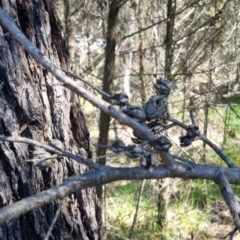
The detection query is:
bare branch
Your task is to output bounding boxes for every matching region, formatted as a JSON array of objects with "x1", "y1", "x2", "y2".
[
  {"x1": 189, "y1": 110, "x2": 198, "y2": 126},
  {"x1": 0, "y1": 162, "x2": 240, "y2": 224},
  {"x1": 0, "y1": 135, "x2": 101, "y2": 170},
  {"x1": 172, "y1": 155, "x2": 195, "y2": 165},
  {"x1": 44, "y1": 199, "x2": 64, "y2": 240},
  {"x1": 62, "y1": 68, "x2": 111, "y2": 99},
  {"x1": 215, "y1": 170, "x2": 240, "y2": 230},
  {"x1": 0, "y1": 166, "x2": 168, "y2": 224},
  {"x1": 0, "y1": 8, "x2": 155, "y2": 144},
  {"x1": 159, "y1": 115, "x2": 235, "y2": 168},
  {"x1": 121, "y1": 0, "x2": 200, "y2": 41}
]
